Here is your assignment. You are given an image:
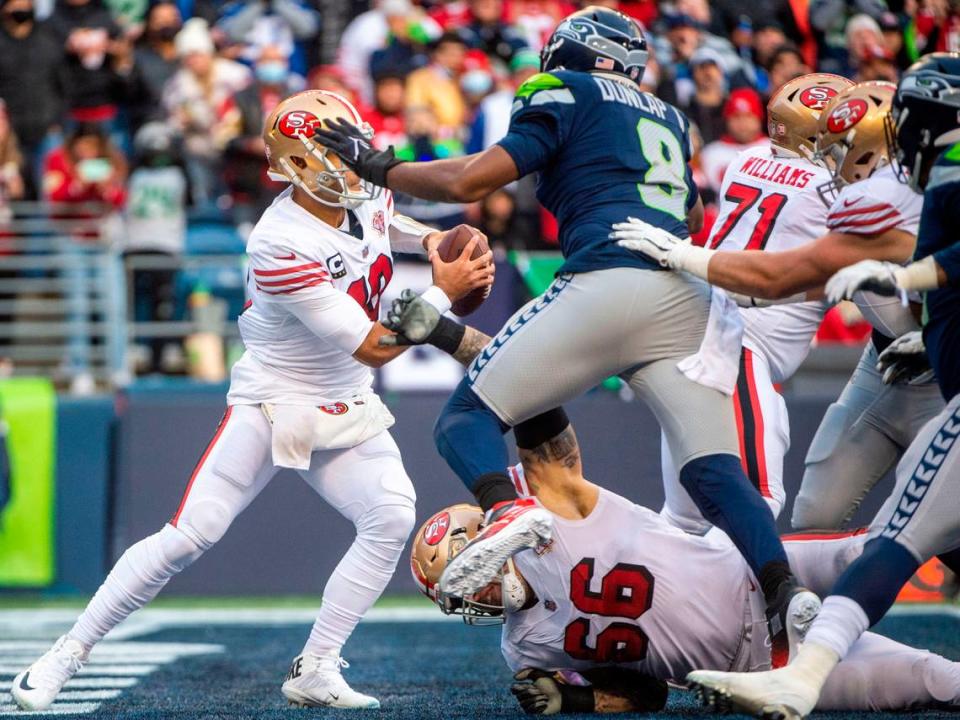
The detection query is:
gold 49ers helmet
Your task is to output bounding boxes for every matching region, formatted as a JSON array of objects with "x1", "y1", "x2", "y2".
[
  {"x1": 814, "y1": 81, "x2": 896, "y2": 201},
  {"x1": 263, "y1": 89, "x2": 379, "y2": 208},
  {"x1": 411, "y1": 504, "x2": 507, "y2": 625},
  {"x1": 767, "y1": 73, "x2": 854, "y2": 159}
]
